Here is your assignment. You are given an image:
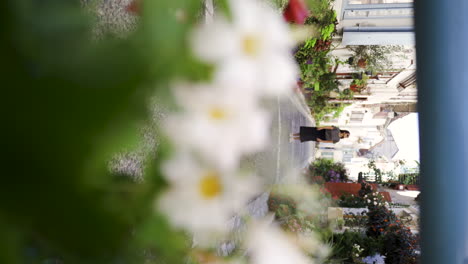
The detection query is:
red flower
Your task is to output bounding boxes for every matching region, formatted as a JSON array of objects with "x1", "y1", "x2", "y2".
[
  {"x1": 283, "y1": 0, "x2": 309, "y2": 24},
  {"x1": 126, "y1": 0, "x2": 140, "y2": 15},
  {"x1": 350, "y1": 84, "x2": 359, "y2": 92}
]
